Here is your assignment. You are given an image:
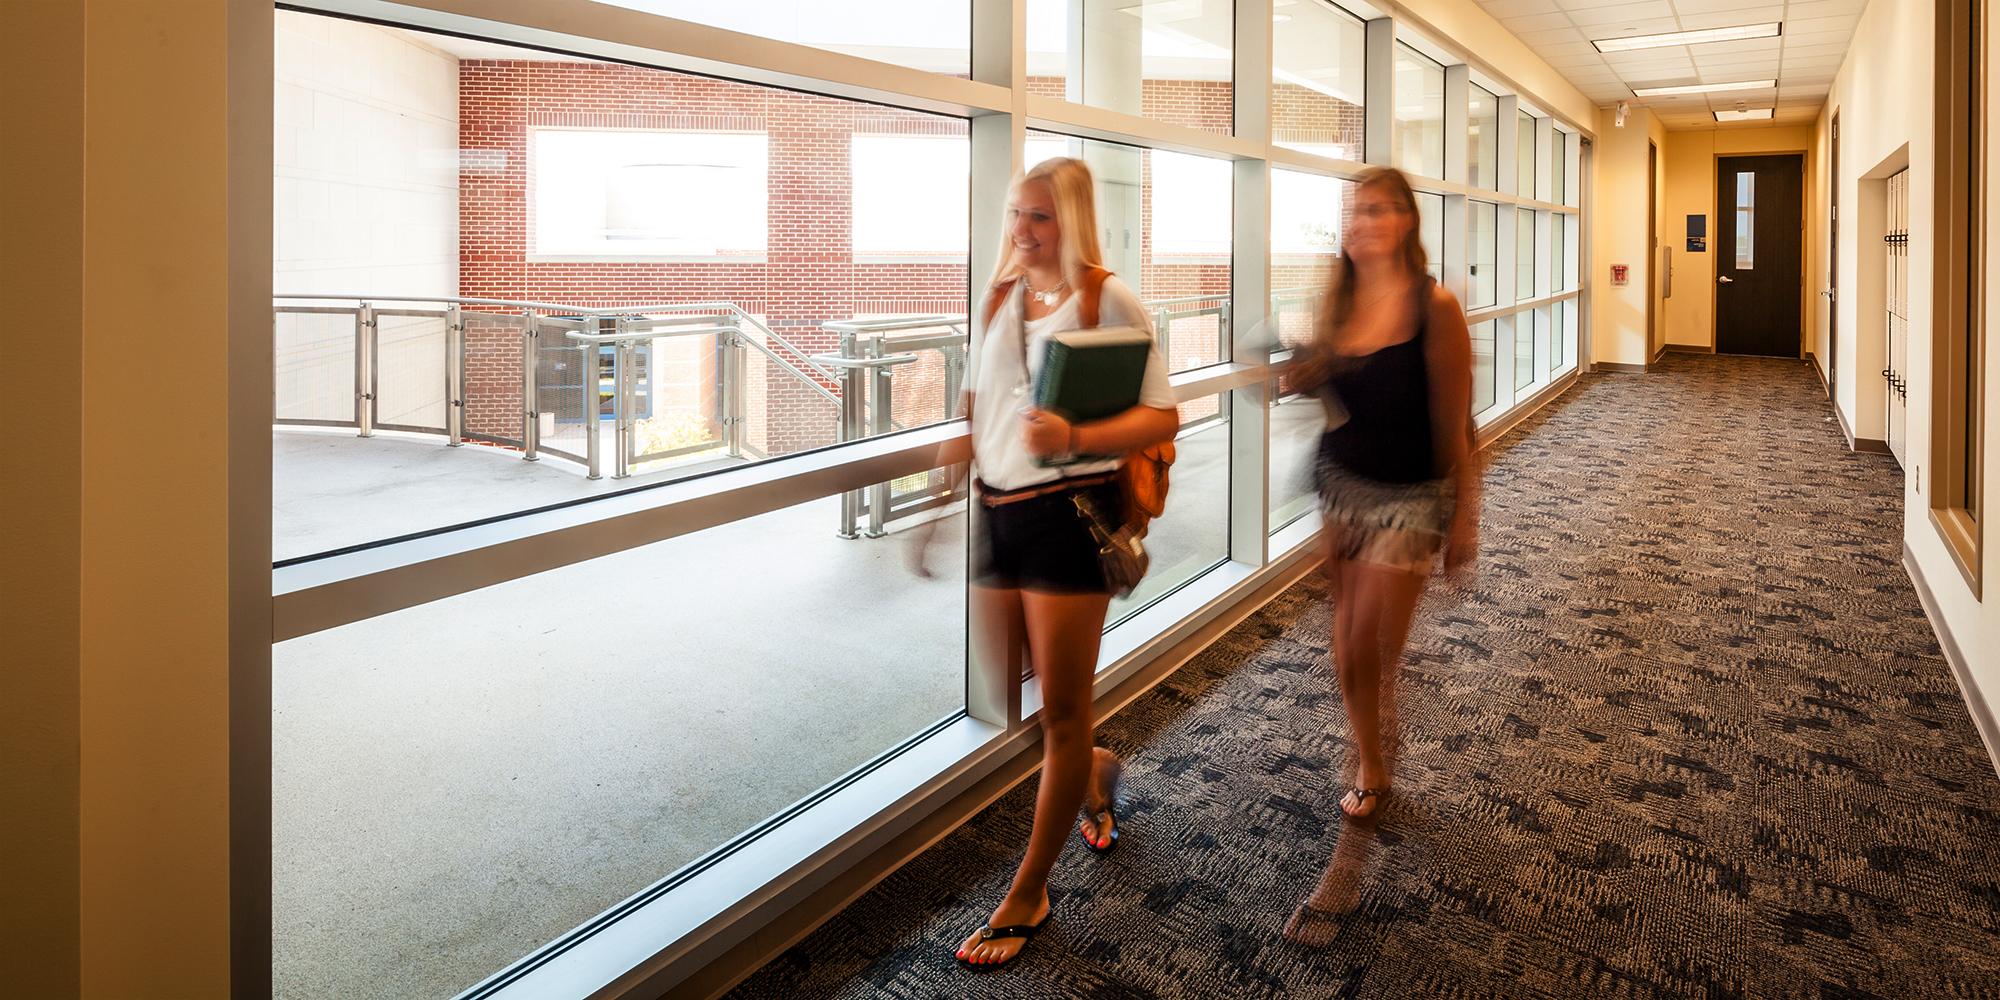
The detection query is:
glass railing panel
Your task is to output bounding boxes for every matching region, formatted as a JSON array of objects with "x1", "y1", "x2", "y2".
[{"x1": 274, "y1": 309, "x2": 359, "y2": 426}]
